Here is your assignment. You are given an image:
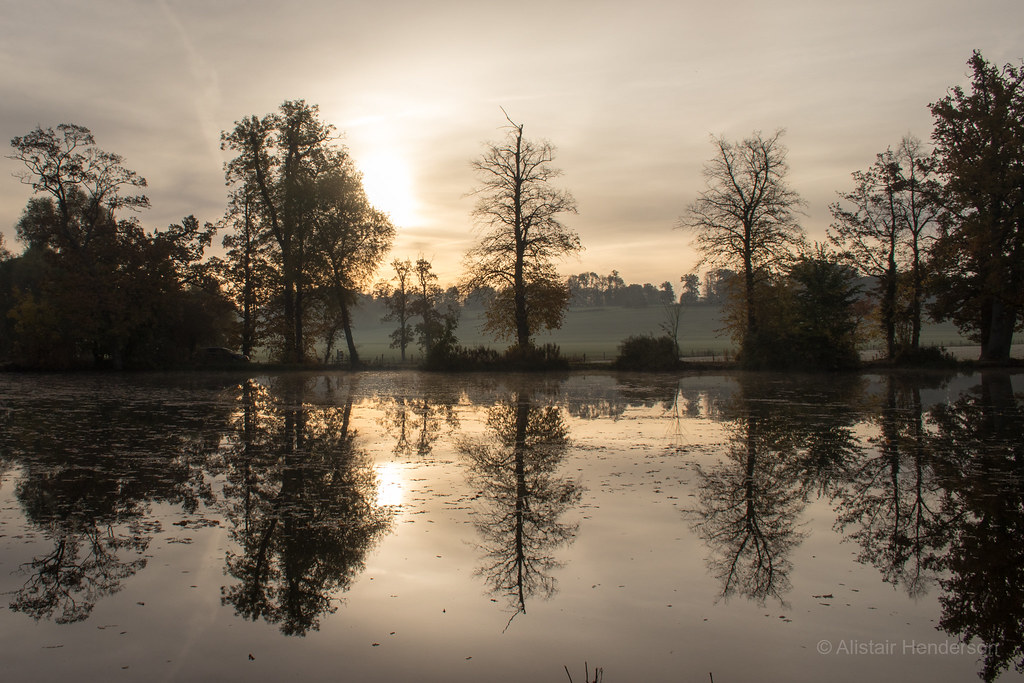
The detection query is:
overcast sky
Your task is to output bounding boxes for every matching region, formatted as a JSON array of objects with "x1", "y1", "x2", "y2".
[{"x1": 2, "y1": 0, "x2": 1022, "y2": 287}]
